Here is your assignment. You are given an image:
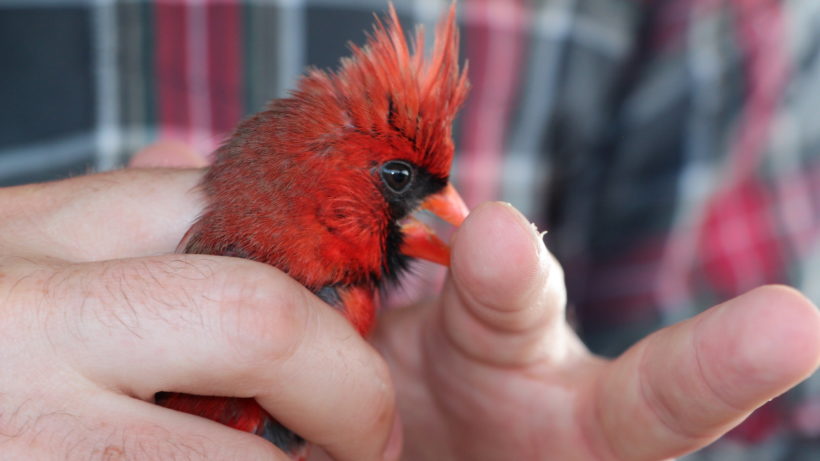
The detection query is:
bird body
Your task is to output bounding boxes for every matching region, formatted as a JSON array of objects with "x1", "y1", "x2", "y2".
[{"x1": 157, "y1": 4, "x2": 469, "y2": 458}]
